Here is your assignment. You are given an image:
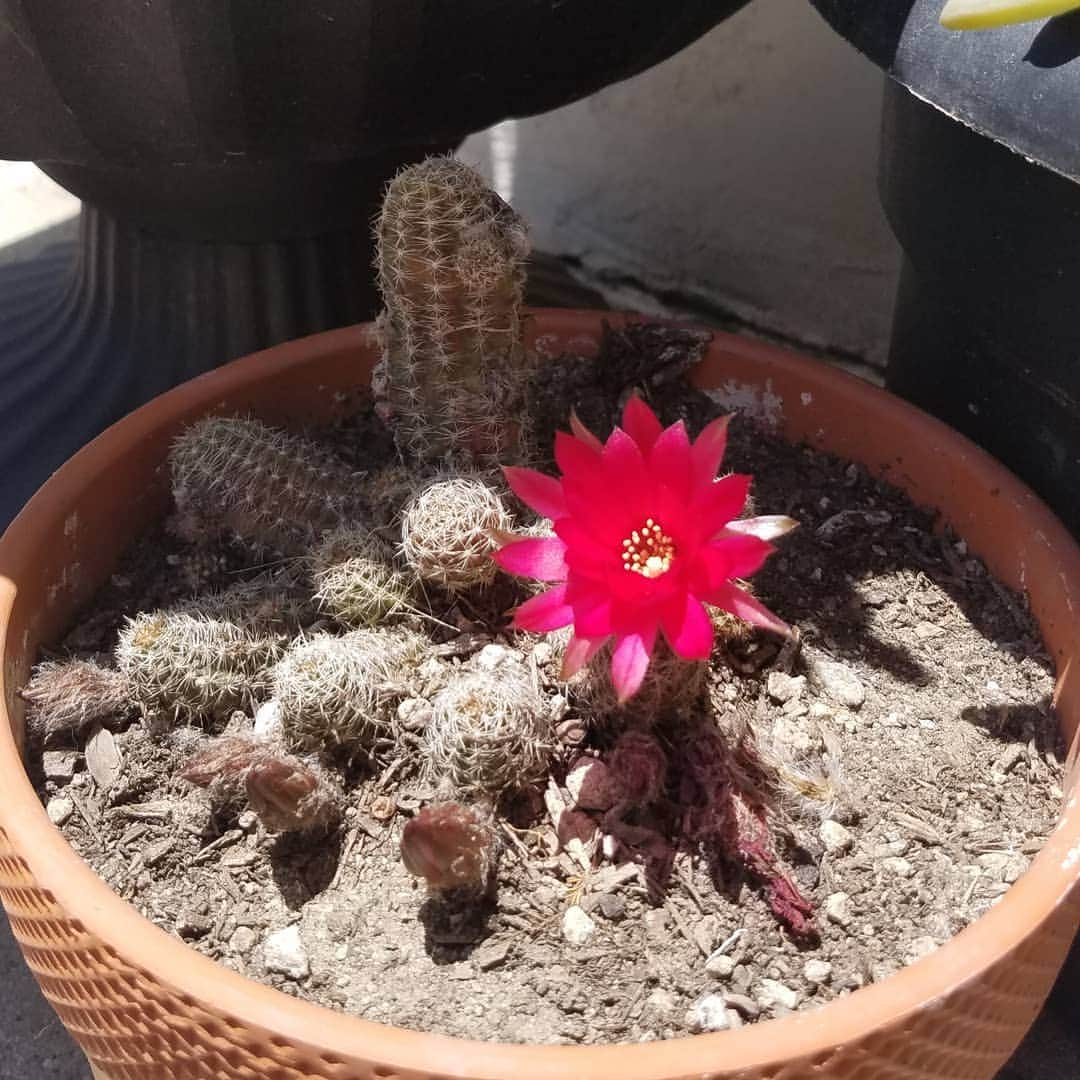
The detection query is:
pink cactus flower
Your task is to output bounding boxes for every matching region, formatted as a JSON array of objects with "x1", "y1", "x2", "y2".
[{"x1": 494, "y1": 396, "x2": 795, "y2": 701}]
